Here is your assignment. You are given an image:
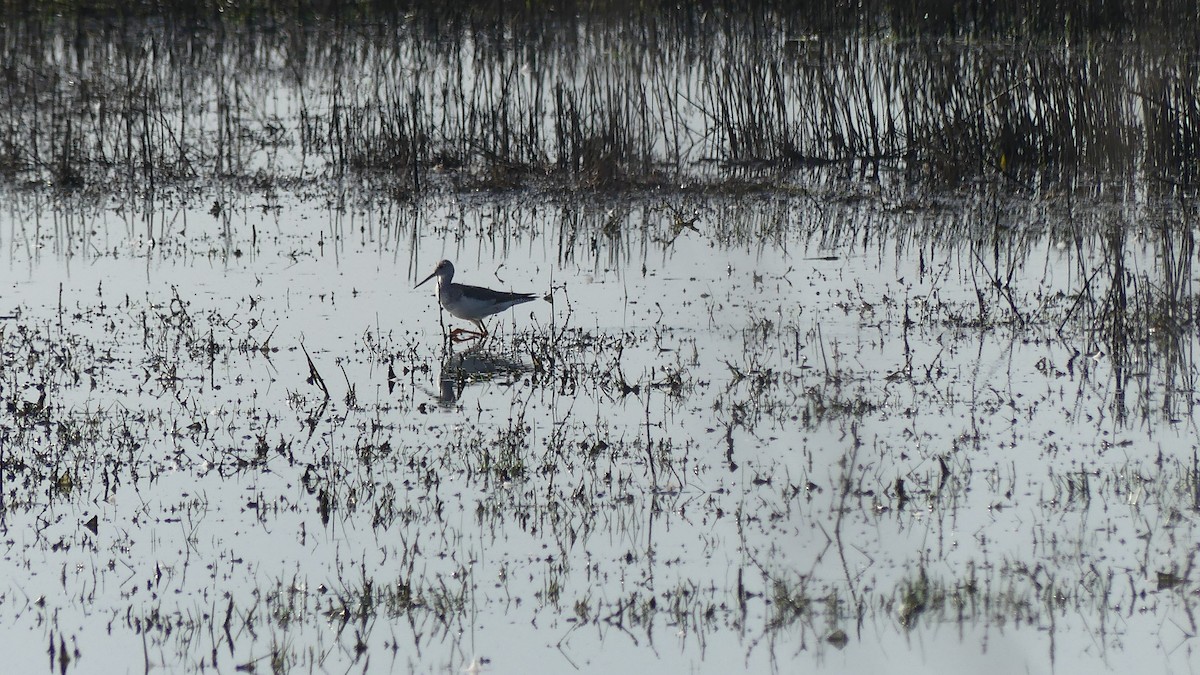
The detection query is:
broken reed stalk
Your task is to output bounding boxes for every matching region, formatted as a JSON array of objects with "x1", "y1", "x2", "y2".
[{"x1": 301, "y1": 341, "x2": 330, "y2": 399}]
